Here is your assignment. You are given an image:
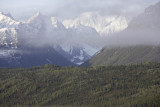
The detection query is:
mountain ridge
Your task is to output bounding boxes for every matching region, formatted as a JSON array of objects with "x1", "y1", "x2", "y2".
[
  {"x1": 0, "y1": 11, "x2": 127, "y2": 66},
  {"x1": 82, "y1": 45, "x2": 160, "y2": 66},
  {"x1": 82, "y1": 2, "x2": 160, "y2": 66},
  {"x1": 63, "y1": 12, "x2": 128, "y2": 36}
]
